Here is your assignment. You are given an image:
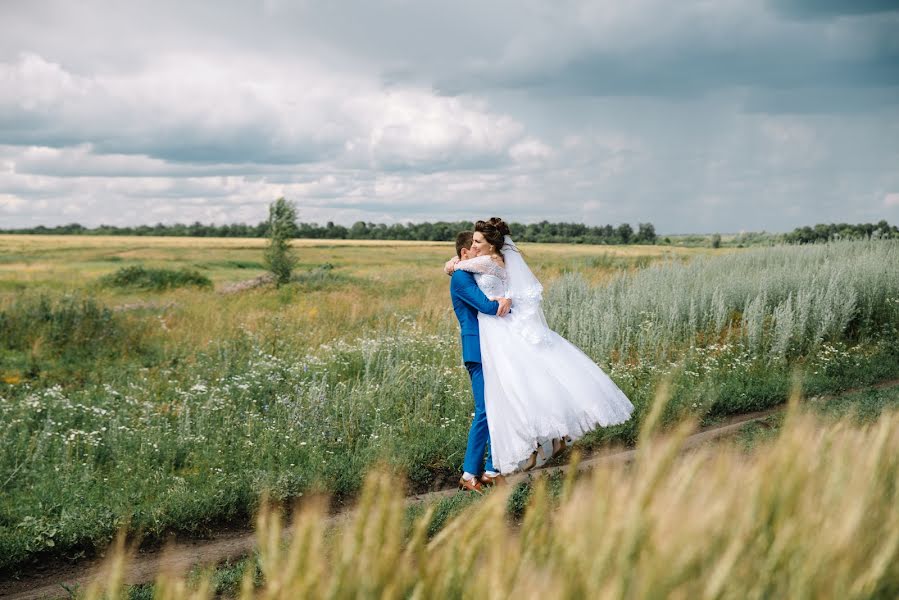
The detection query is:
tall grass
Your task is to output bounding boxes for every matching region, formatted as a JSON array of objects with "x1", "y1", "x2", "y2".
[
  {"x1": 545, "y1": 240, "x2": 899, "y2": 364},
  {"x1": 84, "y1": 403, "x2": 899, "y2": 599},
  {"x1": 0, "y1": 295, "x2": 120, "y2": 356},
  {"x1": 0, "y1": 294, "x2": 156, "y2": 377}
]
